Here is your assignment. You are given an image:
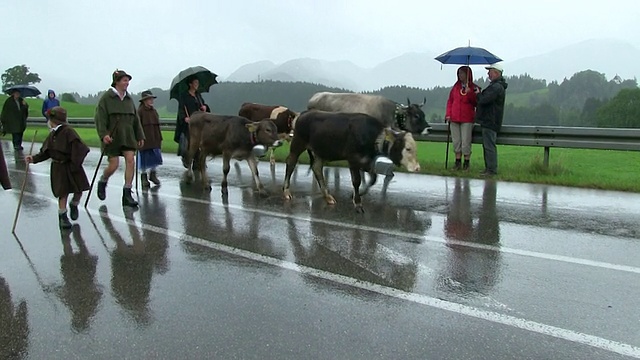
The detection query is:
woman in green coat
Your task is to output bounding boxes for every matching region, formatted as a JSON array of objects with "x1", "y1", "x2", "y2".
[
  {"x1": 0, "y1": 89, "x2": 29, "y2": 150},
  {"x1": 93, "y1": 70, "x2": 145, "y2": 207}
]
